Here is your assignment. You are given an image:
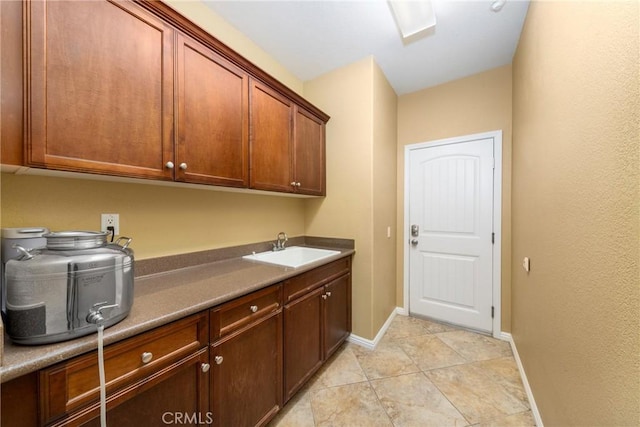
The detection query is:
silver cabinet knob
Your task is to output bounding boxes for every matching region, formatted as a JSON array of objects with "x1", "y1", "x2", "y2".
[
  {"x1": 214, "y1": 355, "x2": 224, "y2": 365},
  {"x1": 411, "y1": 239, "x2": 419, "y2": 246},
  {"x1": 322, "y1": 294, "x2": 328, "y2": 300},
  {"x1": 296, "y1": 182, "x2": 301, "y2": 187},
  {"x1": 326, "y1": 291, "x2": 332, "y2": 297},
  {"x1": 141, "y1": 352, "x2": 153, "y2": 364},
  {"x1": 179, "y1": 163, "x2": 188, "y2": 170},
  {"x1": 165, "y1": 161, "x2": 174, "y2": 169},
  {"x1": 291, "y1": 182, "x2": 297, "y2": 187},
  {"x1": 201, "y1": 363, "x2": 210, "y2": 373},
  {"x1": 250, "y1": 305, "x2": 258, "y2": 313}
]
